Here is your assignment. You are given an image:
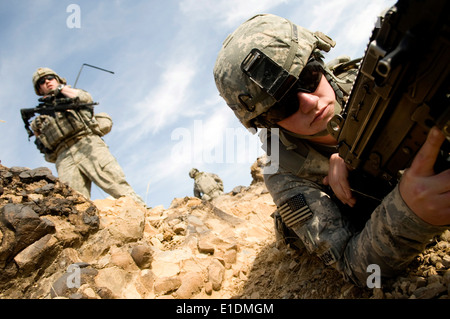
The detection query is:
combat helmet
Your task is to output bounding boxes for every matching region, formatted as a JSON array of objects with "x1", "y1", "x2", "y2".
[
  {"x1": 189, "y1": 168, "x2": 199, "y2": 178},
  {"x1": 32, "y1": 67, "x2": 67, "y2": 96},
  {"x1": 213, "y1": 14, "x2": 336, "y2": 130}
]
